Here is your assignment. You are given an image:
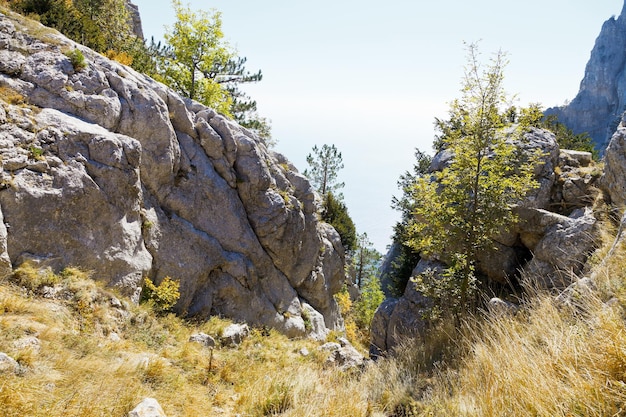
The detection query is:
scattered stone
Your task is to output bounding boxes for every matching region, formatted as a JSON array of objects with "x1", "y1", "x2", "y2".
[
  {"x1": 109, "y1": 332, "x2": 121, "y2": 342},
  {"x1": 488, "y1": 298, "x2": 519, "y2": 316},
  {"x1": 556, "y1": 277, "x2": 597, "y2": 308},
  {"x1": 189, "y1": 332, "x2": 216, "y2": 348},
  {"x1": 220, "y1": 324, "x2": 250, "y2": 347},
  {"x1": 128, "y1": 398, "x2": 167, "y2": 417},
  {"x1": 13, "y1": 336, "x2": 41, "y2": 353},
  {"x1": 299, "y1": 347, "x2": 310, "y2": 356},
  {"x1": 320, "y1": 340, "x2": 364, "y2": 371},
  {"x1": 0, "y1": 352, "x2": 19, "y2": 374},
  {"x1": 110, "y1": 296, "x2": 123, "y2": 309}
]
